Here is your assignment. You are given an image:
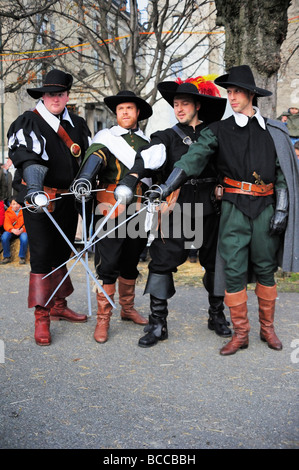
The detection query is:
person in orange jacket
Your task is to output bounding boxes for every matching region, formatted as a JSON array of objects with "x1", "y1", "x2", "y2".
[
  {"x1": 0, "y1": 200, "x2": 4, "y2": 230},
  {"x1": 1, "y1": 198, "x2": 28, "y2": 264}
]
